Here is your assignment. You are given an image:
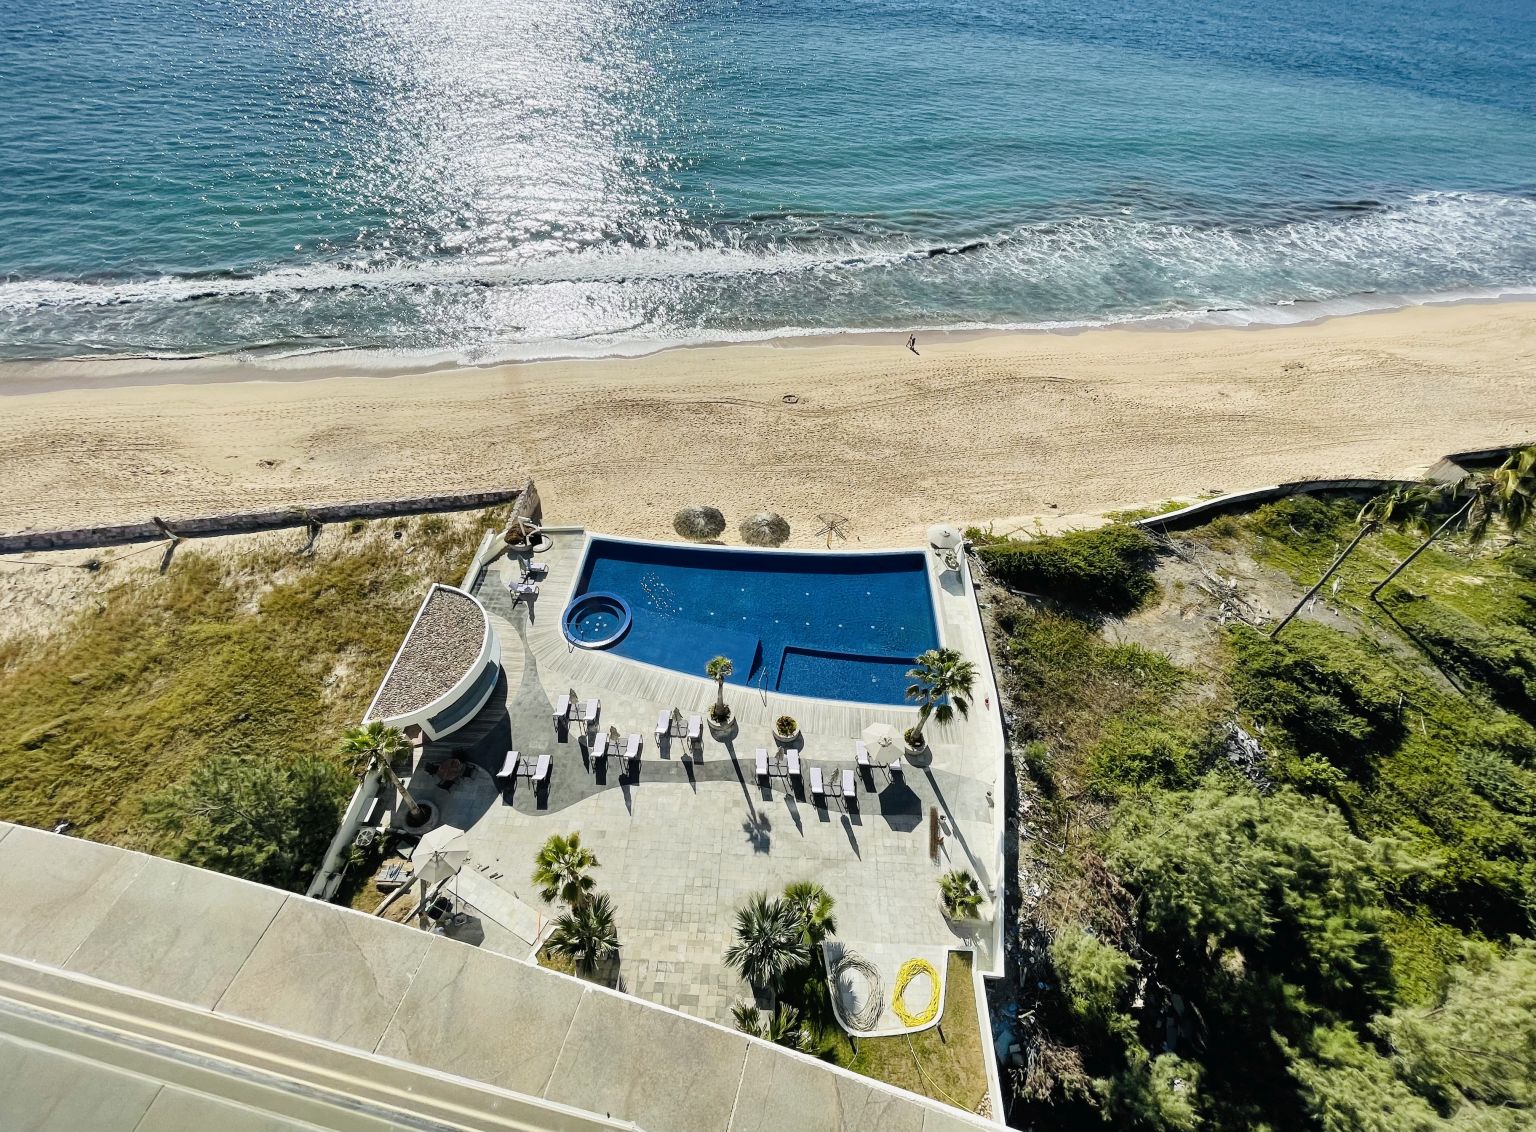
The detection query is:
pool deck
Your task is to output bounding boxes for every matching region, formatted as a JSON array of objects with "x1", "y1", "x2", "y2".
[{"x1": 406, "y1": 527, "x2": 1006, "y2": 1027}]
